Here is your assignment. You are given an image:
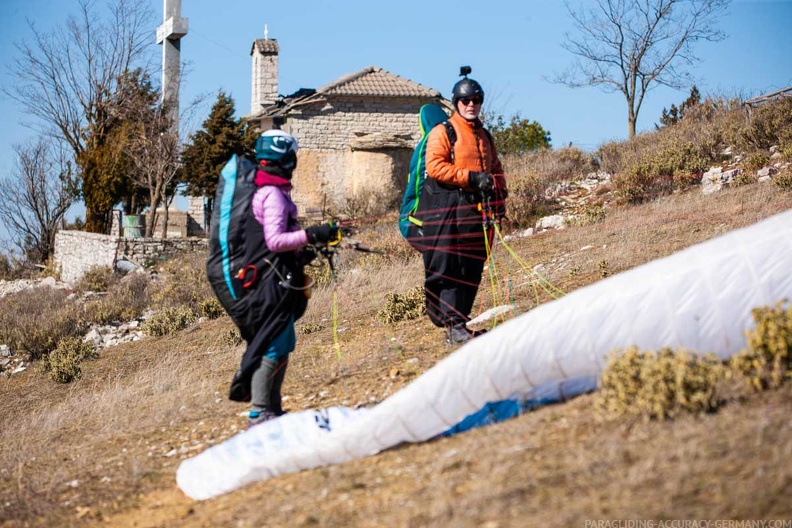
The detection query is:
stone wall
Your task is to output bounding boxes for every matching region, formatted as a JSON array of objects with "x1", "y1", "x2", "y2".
[
  {"x1": 151, "y1": 210, "x2": 189, "y2": 238},
  {"x1": 118, "y1": 237, "x2": 208, "y2": 268},
  {"x1": 286, "y1": 97, "x2": 425, "y2": 150},
  {"x1": 251, "y1": 48, "x2": 278, "y2": 114},
  {"x1": 290, "y1": 147, "x2": 411, "y2": 214},
  {"x1": 282, "y1": 97, "x2": 430, "y2": 212},
  {"x1": 187, "y1": 196, "x2": 207, "y2": 236},
  {"x1": 349, "y1": 148, "x2": 412, "y2": 211},
  {"x1": 53, "y1": 231, "x2": 120, "y2": 284},
  {"x1": 53, "y1": 230, "x2": 208, "y2": 284}
]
